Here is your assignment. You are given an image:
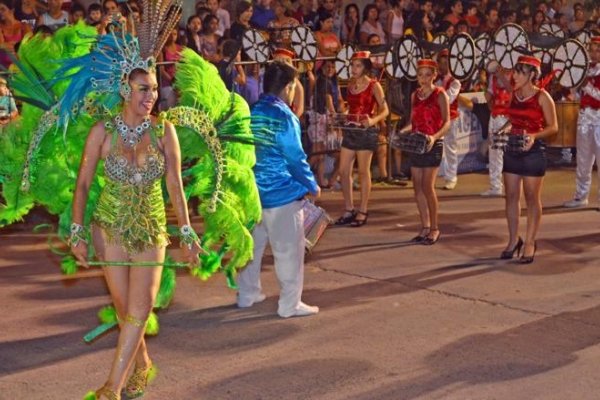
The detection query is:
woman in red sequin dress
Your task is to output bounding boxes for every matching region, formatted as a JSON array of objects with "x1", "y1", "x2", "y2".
[
  {"x1": 501, "y1": 55, "x2": 557, "y2": 263},
  {"x1": 398, "y1": 59, "x2": 450, "y2": 244},
  {"x1": 335, "y1": 51, "x2": 389, "y2": 227}
]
